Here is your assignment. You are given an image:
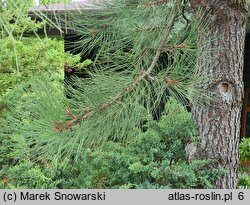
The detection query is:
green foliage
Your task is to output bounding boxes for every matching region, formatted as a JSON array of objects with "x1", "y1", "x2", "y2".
[
  {"x1": 65, "y1": 54, "x2": 93, "y2": 71},
  {"x1": 0, "y1": 74, "x2": 20, "y2": 96},
  {"x1": 0, "y1": 0, "x2": 46, "y2": 87},
  {"x1": 237, "y1": 138, "x2": 250, "y2": 189},
  {"x1": 0, "y1": 0, "x2": 43, "y2": 37},
  {"x1": 0, "y1": 0, "x2": 66, "y2": 95},
  {"x1": 237, "y1": 173, "x2": 250, "y2": 189},
  {"x1": 240, "y1": 138, "x2": 250, "y2": 162},
  {"x1": 0, "y1": 97, "x2": 224, "y2": 188},
  {"x1": 0, "y1": 37, "x2": 56, "y2": 95},
  {"x1": 0, "y1": 36, "x2": 91, "y2": 96},
  {"x1": 0, "y1": 161, "x2": 62, "y2": 189},
  {"x1": 0, "y1": 37, "x2": 64, "y2": 74}
]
